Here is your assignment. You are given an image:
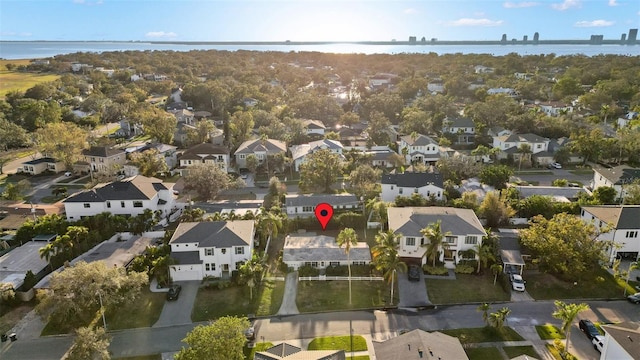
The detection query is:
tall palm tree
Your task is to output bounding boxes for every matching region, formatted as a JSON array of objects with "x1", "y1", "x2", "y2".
[
  {"x1": 372, "y1": 230, "x2": 407, "y2": 304},
  {"x1": 491, "y1": 264, "x2": 503, "y2": 285},
  {"x1": 239, "y1": 253, "x2": 264, "y2": 300},
  {"x1": 477, "y1": 303, "x2": 491, "y2": 326},
  {"x1": 489, "y1": 307, "x2": 511, "y2": 330},
  {"x1": 39, "y1": 242, "x2": 57, "y2": 270},
  {"x1": 336, "y1": 228, "x2": 359, "y2": 305},
  {"x1": 256, "y1": 208, "x2": 283, "y2": 243},
  {"x1": 475, "y1": 243, "x2": 496, "y2": 273},
  {"x1": 420, "y1": 220, "x2": 451, "y2": 267},
  {"x1": 516, "y1": 143, "x2": 532, "y2": 171},
  {"x1": 552, "y1": 300, "x2": 590, "y2": 356}
]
